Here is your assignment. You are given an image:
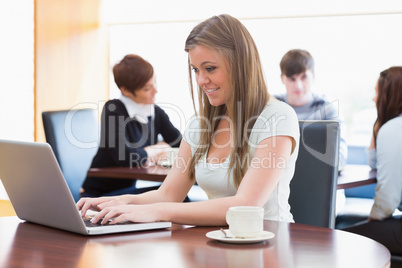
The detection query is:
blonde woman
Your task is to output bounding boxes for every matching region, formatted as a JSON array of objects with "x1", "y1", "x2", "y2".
[{"x1": 77, "y1": 14, "x2": 299, "y2": 226}]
